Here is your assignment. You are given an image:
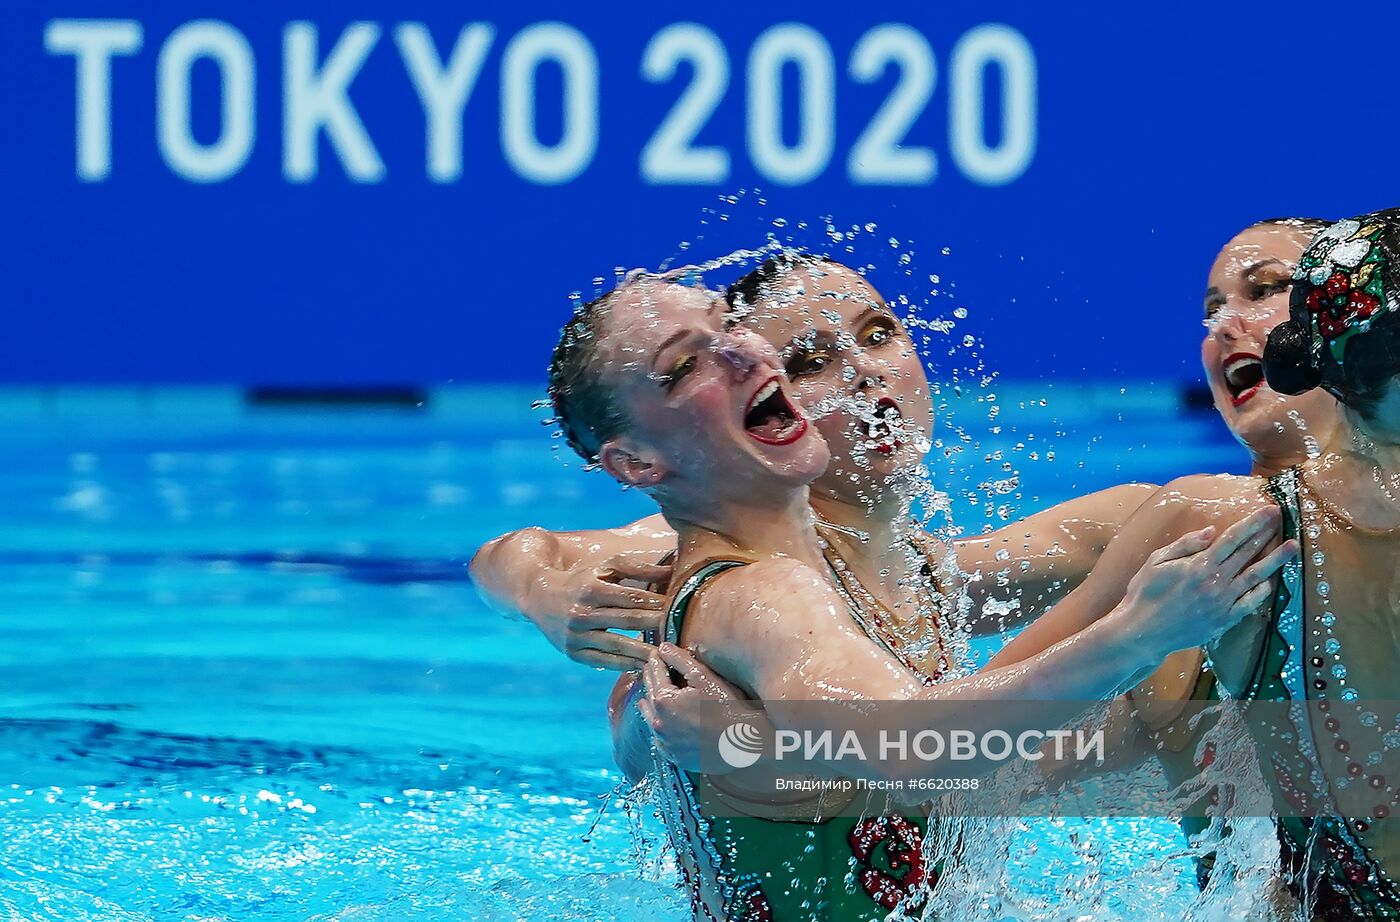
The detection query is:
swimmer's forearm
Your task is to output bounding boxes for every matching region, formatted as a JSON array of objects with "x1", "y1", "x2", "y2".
[
  {"x1": 470, "y1": 515, "x2": 677, "y2": 619},
  {"x1": 955, "y1": 483, "x2": 1157, "y2": 635},
  {"x1": 873, "y1": 617, "x2": 1152, "y2": 784},
  {"x1": 759, "y1": 610, "x2": 1155, "y2": 786},
  {"x1": 964, "y1": 611, "x2": 1149, "y2": 701}
]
